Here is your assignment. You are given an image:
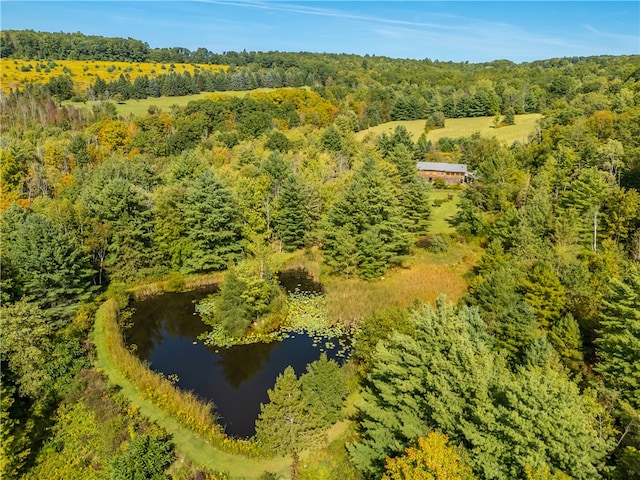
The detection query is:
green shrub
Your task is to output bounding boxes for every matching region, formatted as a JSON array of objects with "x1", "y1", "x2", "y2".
[
  {"x1": 418, "y1": 234, "x2": 451, "y2": 253},
  {"x1": 164, "y1": 272, "x2": 185, "y2": 292}
]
